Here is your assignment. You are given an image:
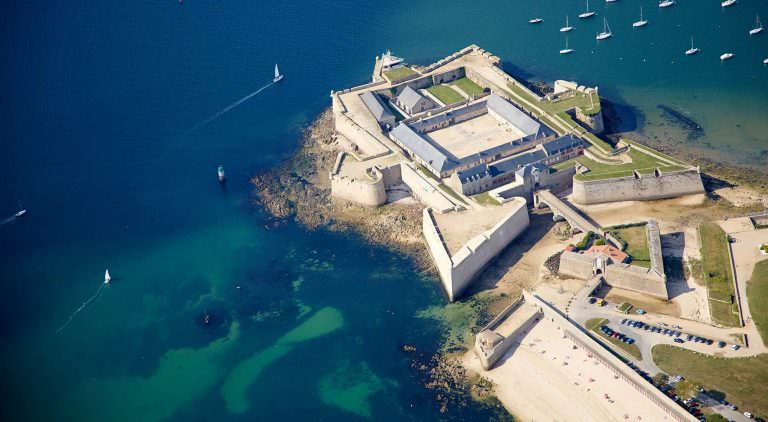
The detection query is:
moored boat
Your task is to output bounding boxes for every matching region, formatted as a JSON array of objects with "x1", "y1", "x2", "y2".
[
  {"x1": 579, "y1": 0, "x2": 596, "y2": 18},
  {"x1": 721, "y1": 0, "x2": 737, "y2": 7},
  {"x1": 14, "y1": 209, "x2": 26, "y2": 217},
  {"x1": 659, "y1": 0, "x2": 675, "y2": 8},
  {"x1": 529, "y1": 18, "x2": 544, "y2": 24},
  {"x1": 685, "y1": 37, "x2": 699, "y2": 55},
  {"x1": 749, "y1": 15, "x2": 763, "y2": 35},
  {"x1": 633, "y1": 7, "x2": 648, "y2": 27},
  {"x1": 720, "y1": 53, "x2": 734, "y2": 61},
  {"x1": 104, "y1": 269, "x2": 111, "y2": 284},
  {"x1": 560, "y1": 36, "x2": 575, "y2": 55},
  {"x1": 560, "y1": 16, "x2": 574, "y2": 32},
  {"x1": 596, "y1": 18, "x2": 612, "y2": 40}
]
